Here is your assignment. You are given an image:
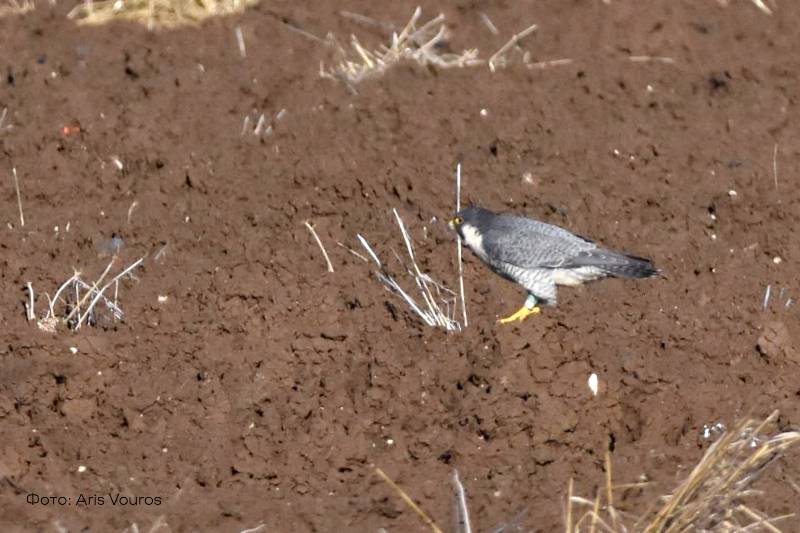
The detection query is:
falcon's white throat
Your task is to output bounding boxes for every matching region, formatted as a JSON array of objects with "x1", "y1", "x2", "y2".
[{"x1": 460, "y1": 223, "x2": 487, "y2": 261}]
